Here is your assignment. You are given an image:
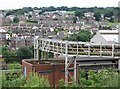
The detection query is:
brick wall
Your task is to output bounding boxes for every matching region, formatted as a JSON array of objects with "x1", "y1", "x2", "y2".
[{"x1": 22, "y1": 60, "x2": 78, "y2": 87}]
